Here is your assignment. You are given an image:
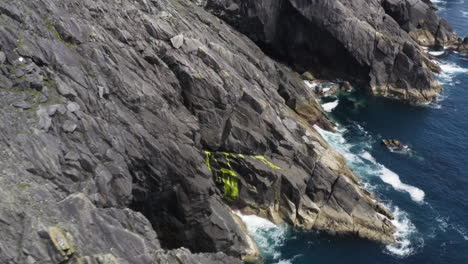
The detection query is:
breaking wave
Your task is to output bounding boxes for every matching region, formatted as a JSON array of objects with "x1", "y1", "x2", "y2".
[
  {"x1": 385, "y1": 205, "x2": 424, "y2": 257},
  {"x1": 234, "y1": 211, "x2": 289, "y2": 261},
  {"x1": 438, "y1": 61, "x2": 468, "y2": 85},
  {"x1": 321, "y1": 100, "x2": 339, "y2": 112}
]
